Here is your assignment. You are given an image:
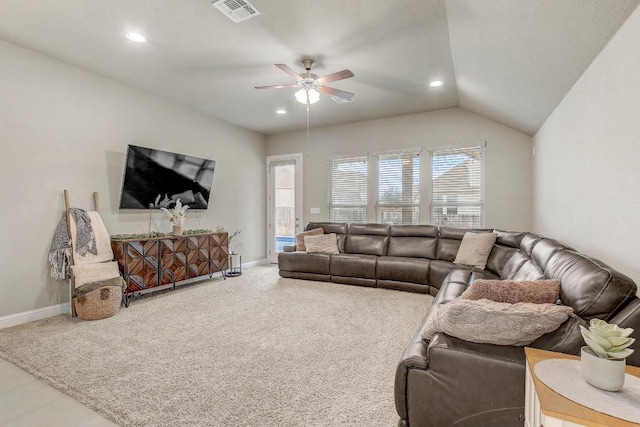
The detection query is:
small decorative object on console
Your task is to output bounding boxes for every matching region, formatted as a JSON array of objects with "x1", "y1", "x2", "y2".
[
  {"x1": 161, "y1": 198, "x2": 189, "y2": 235},
  {"x1": 217, "y1": 226, "x2": 241, "y2": 253},
  {"x1": 580, "y1": 319, "x2": 635, "y2": 391}
]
